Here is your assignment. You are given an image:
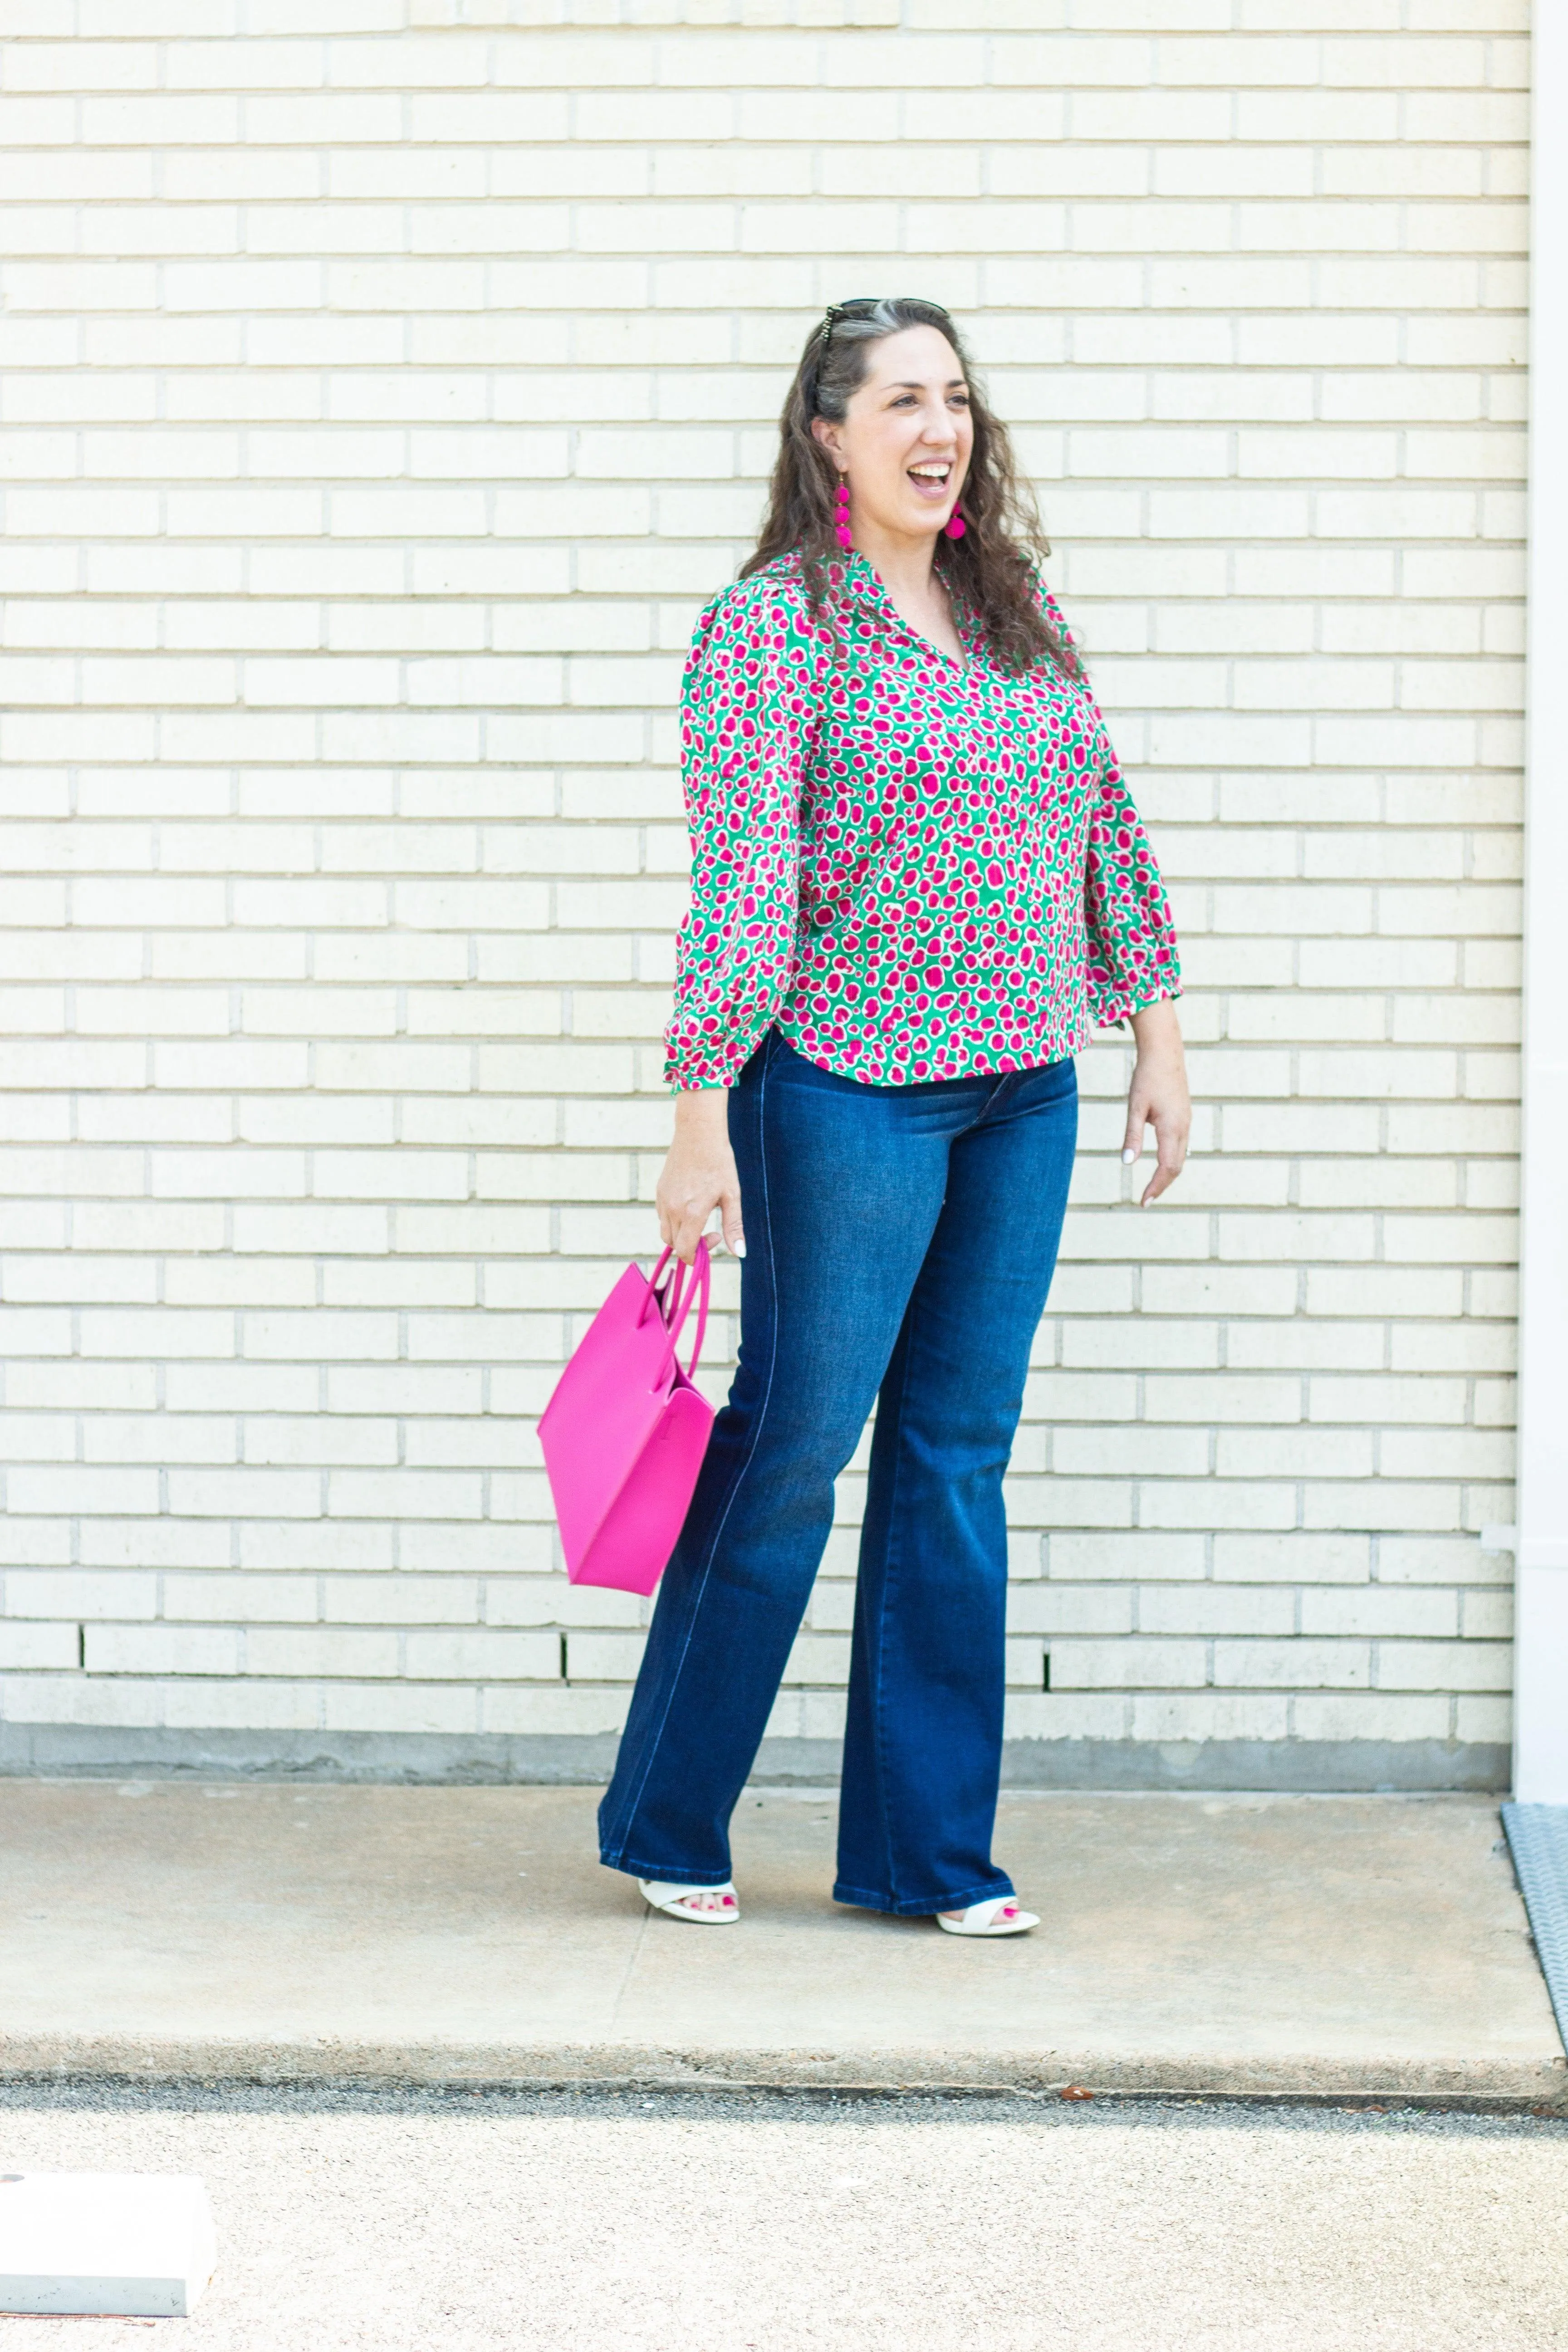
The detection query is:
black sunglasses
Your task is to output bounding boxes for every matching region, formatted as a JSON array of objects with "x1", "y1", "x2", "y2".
[{"x1": 821, "y1": 296, "x2": 954, "y2": 336}]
